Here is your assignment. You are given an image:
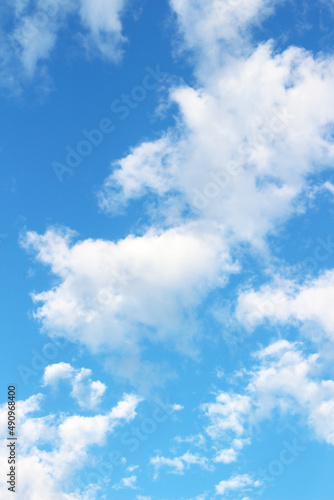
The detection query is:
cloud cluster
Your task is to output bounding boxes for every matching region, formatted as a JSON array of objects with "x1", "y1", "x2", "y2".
[
  {"x1": 19, "y1": 0, "x2": 334, "y2": 392},
  {"x1": 94, "y1": 0, "x2": 334, "y2": 382},
  {"x1": 146, "y1": 340, "x2": 334, "y2": 488},
  {"x1": 0, "y1": 392, "x2": 141, "y2": 499},
  {"x1": 153, "y1": 340, "x2": 334, "y2": 494},
  {"x1": 203, "y1": 340, "x2": 334, "y2": 446},
  {"x1": 149, "y1": 339, "x2": 334, "y2": 477},
  {"x1": 99, "y1": 42, "x2": 334, "y2": 248},
  {"x1": 8, "y1": 0, "x2": 334, "y2": 497}
]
